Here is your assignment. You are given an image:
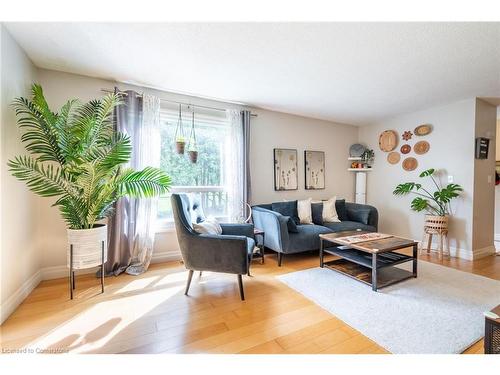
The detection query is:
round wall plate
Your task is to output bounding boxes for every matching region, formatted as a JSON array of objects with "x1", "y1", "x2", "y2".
[
  {"x1": 379, "y1": 130, "x2": 398, "y2": 152},
  {"x1": 414, "y1": 140, "x2": 430, "y2": 155},
  {"x1": 387, "y1": 152, "x2": 401, "y2": 164},
  {"x1": 349, "y1": 143, "x2": 366, "y2": 157},
  {"x1": 402, "y1": 157, "x2": 418, "y2": 171},
  {"x1": 400, "y1": 144, "x2": 411, "y2": 154},
  {"x1": 414, "y1": 124, "x2": 432, "y2": 136}
]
